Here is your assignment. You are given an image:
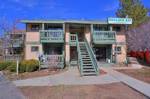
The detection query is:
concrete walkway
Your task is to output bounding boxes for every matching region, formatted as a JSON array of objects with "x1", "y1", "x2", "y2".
[
  {"x1": 102, "y1": 67, "x2": 150, "y2": 98},
  {"x1": 0, "y1": 72, "x2": 25, "y2": 99},
  {"x1": 13, "y1": 67, "x2": 119, "y2": 86}
]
